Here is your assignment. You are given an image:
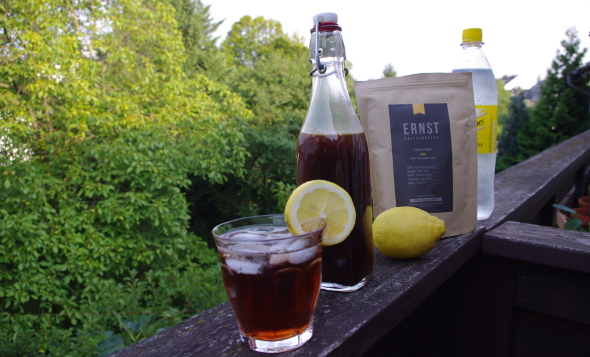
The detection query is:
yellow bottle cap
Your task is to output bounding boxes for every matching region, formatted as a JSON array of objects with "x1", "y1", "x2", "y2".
[{"x1": 462, "y1": 28, "x2": 483, "y2": 43}]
